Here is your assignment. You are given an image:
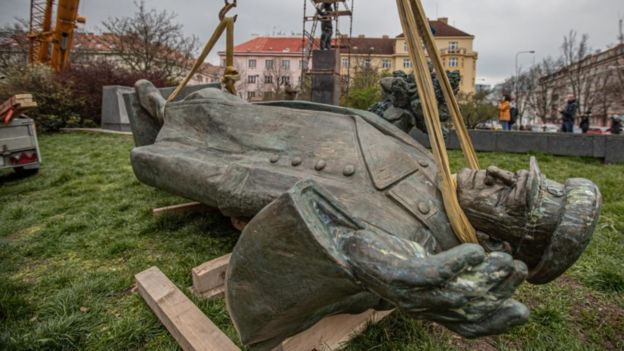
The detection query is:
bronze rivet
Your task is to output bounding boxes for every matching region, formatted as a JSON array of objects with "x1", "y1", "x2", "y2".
[
  {"x1": 419, "y1": 160, "x2": 429, "y2": 168},
  {"x1": 291, "y1": 157, "x2": 302, "y2": 167},
  {"x1": 315, "y1": 159, "x2": 327, "y2": 171},
  {"x1": 269, "y1": 155, "x2": 280, "y2": 163},
  {"x1": 343, "y1": 165, "x2": 355, "y2": 177},
  {"x1": 418, "y1": 202, "x2": 431, "y2": 215}
]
